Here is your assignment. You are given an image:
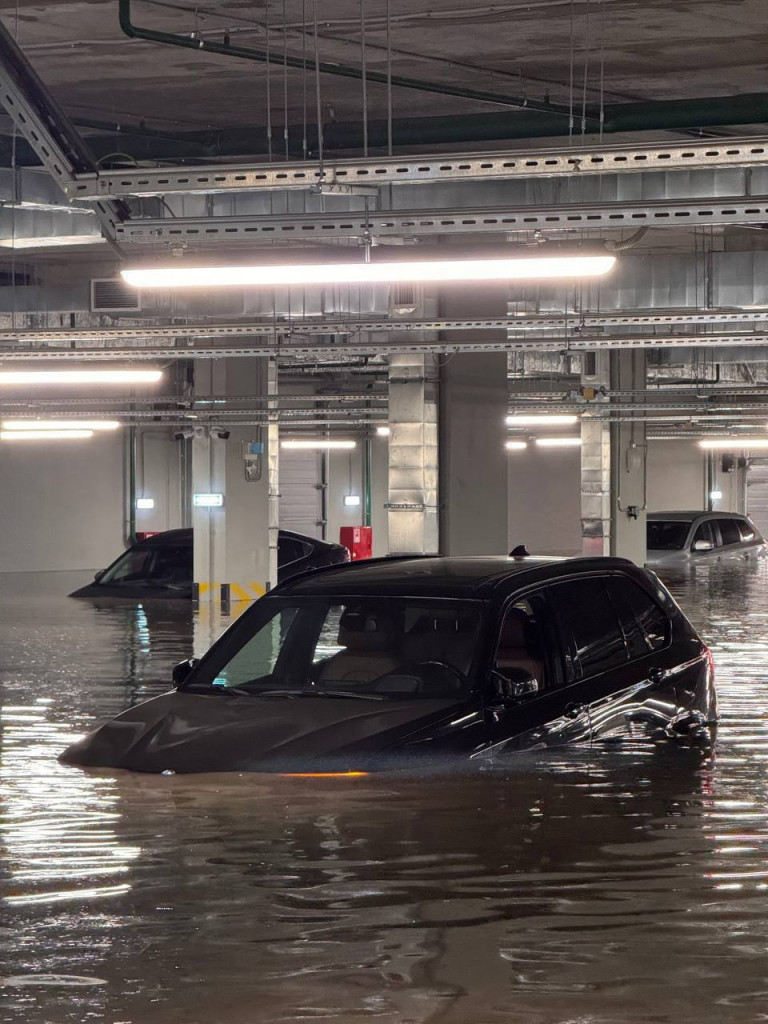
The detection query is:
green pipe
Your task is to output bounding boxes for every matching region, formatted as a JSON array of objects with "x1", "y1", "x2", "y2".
[{"x1": 118, "y1": 0, "x2": 583, "y2": 122}]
